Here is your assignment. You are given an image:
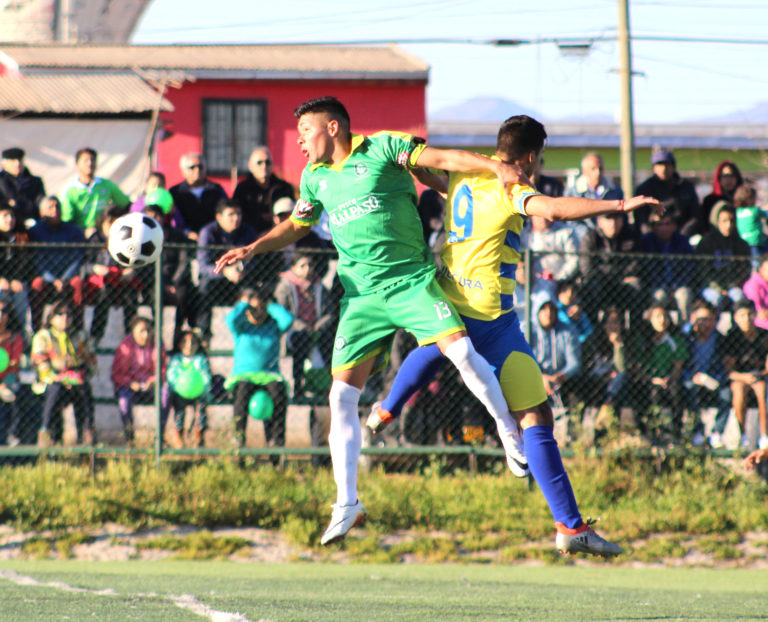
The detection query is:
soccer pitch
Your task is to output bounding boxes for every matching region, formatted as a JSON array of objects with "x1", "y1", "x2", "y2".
[{"x1": 1, "y1": 560, "x2": 767, "y2": 621}]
